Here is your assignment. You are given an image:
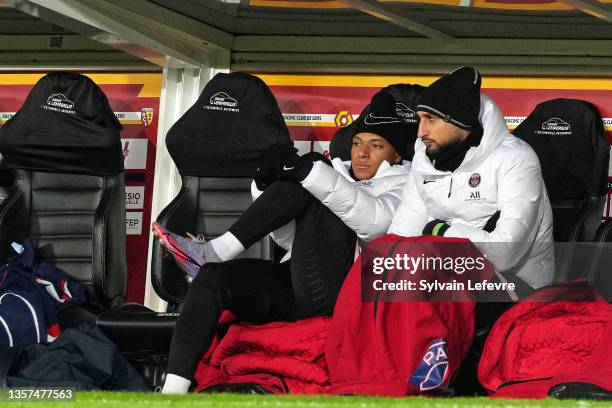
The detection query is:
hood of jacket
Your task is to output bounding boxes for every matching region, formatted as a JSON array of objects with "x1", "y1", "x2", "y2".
[{"x1": 412, "y1": 94, "x2": 509, "y2": 176}]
